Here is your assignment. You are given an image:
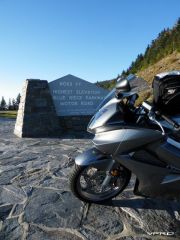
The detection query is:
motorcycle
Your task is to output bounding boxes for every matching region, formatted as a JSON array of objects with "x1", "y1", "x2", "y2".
[{"x1": 69, "y1": 72, "x2": 180, "y2": 203}]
